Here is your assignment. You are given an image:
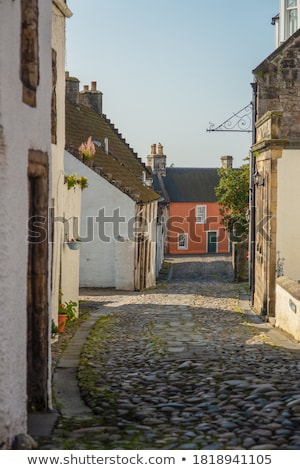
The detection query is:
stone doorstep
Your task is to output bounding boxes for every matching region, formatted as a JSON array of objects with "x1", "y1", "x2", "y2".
[{"x1": 28, "y1": 411, "x2": 59, "y2": 439}]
